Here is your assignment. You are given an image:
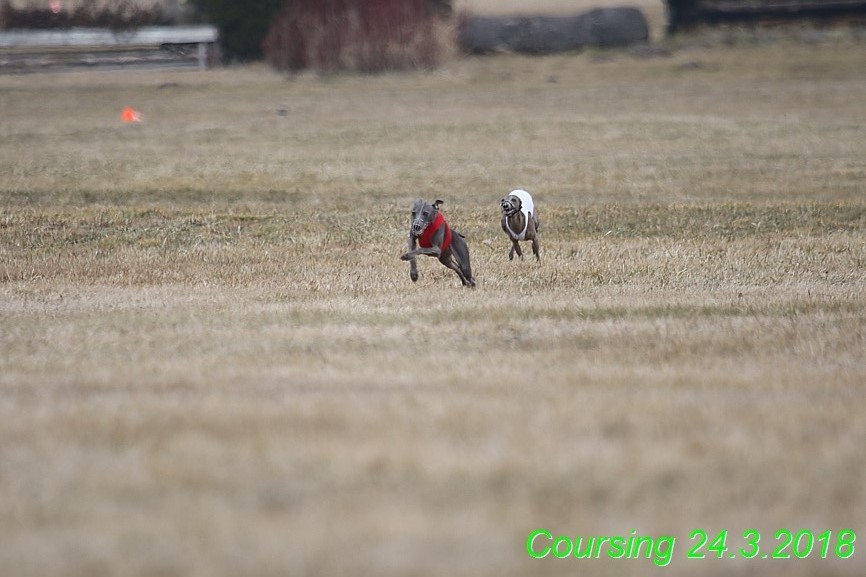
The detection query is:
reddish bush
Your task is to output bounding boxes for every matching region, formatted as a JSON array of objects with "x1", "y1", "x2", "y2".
[{"x1": 263, "y1": 0, "x2": 445, "y2": 73}]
